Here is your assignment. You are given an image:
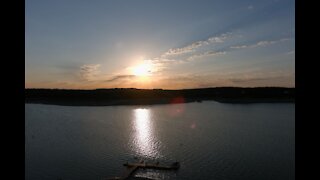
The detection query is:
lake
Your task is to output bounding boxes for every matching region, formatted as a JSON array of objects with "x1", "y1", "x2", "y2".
[{"x1": 25, "y1": 101, "x2": 295, "y2": 180}]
